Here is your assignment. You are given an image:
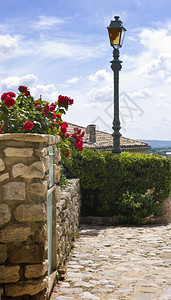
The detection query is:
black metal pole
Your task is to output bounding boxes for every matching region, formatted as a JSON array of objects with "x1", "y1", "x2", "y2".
[{"x1": 110, "y1": 48, "x2": 122, "y2": 154}]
